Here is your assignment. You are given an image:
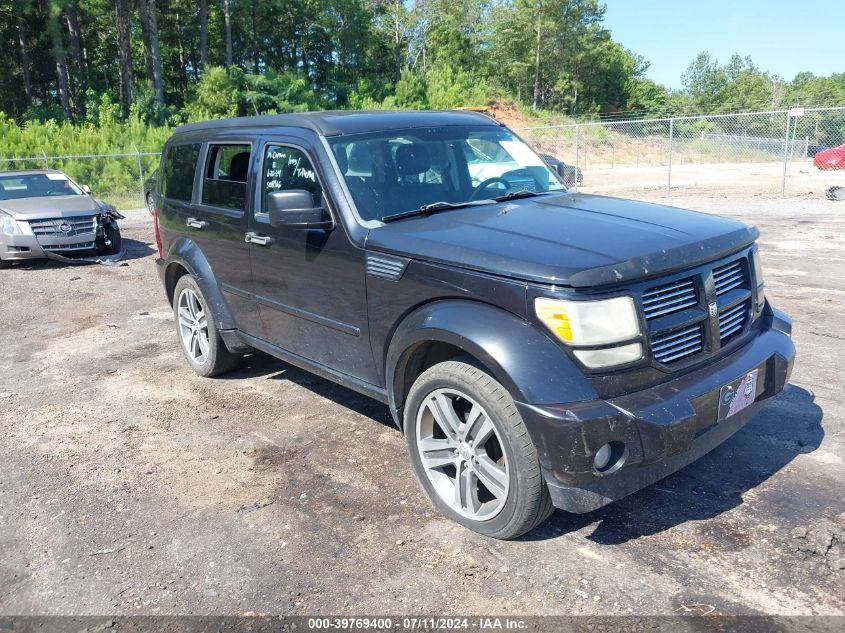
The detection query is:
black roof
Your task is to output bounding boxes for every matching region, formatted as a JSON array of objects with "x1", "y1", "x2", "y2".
[{"x1": 173, "y1": 110, "x2": 502, "y2": 138}]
